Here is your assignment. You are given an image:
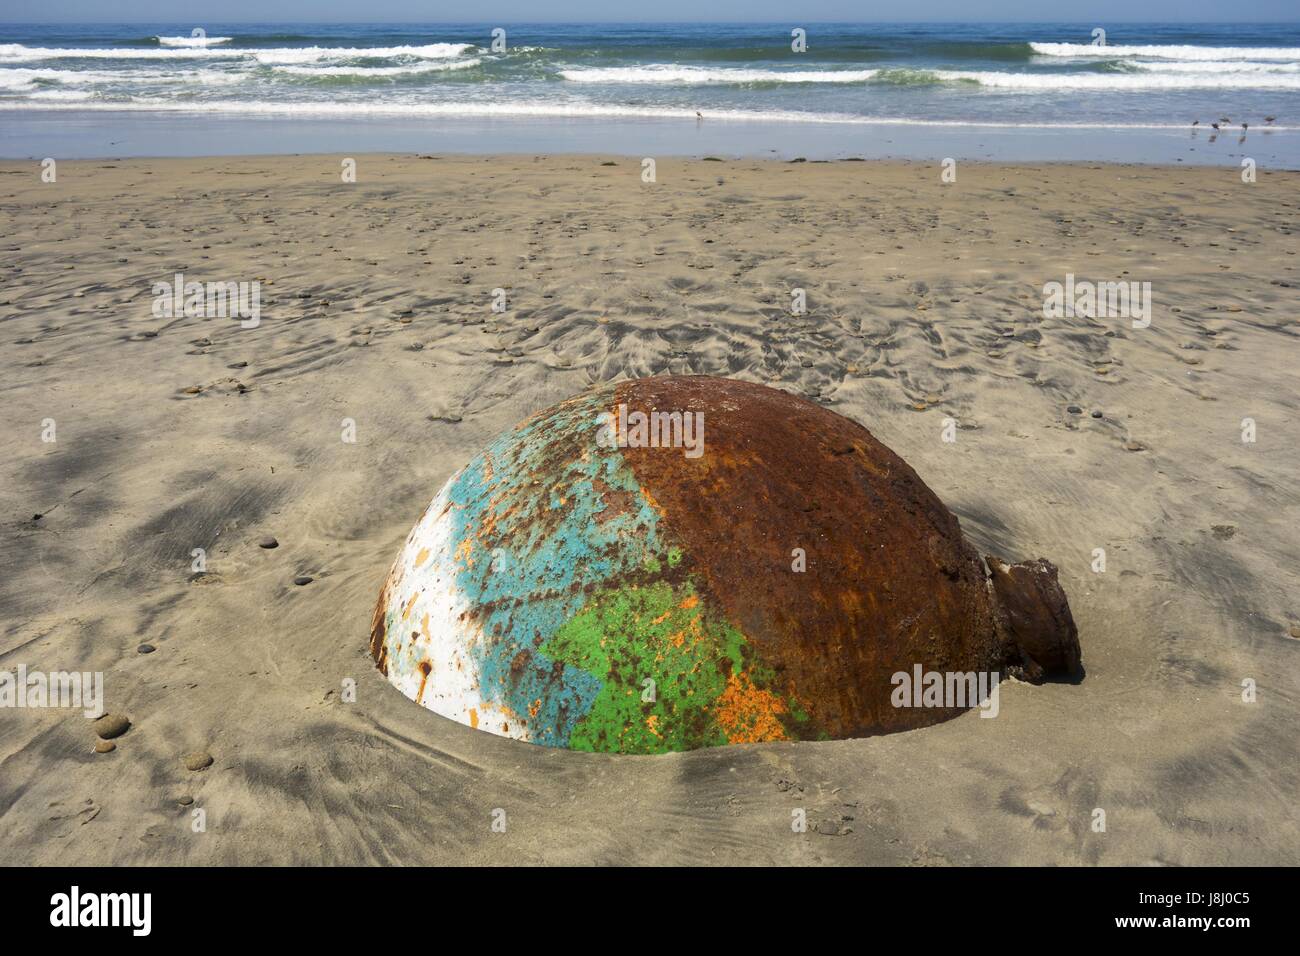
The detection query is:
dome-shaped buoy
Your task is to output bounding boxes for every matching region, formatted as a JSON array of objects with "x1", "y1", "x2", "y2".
[{"x1": 371, "y1": 375, "x2": 1081, "y2": 753}]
